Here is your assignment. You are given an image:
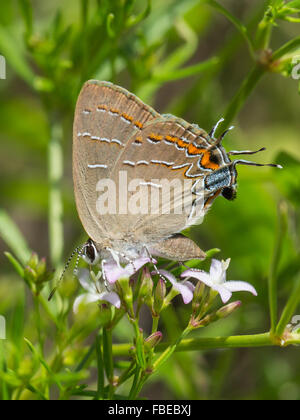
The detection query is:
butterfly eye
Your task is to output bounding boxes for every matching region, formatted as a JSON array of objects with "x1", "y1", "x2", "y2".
[{"x1": 222, "y1": 186, "x2": 236, "y2": 201}]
